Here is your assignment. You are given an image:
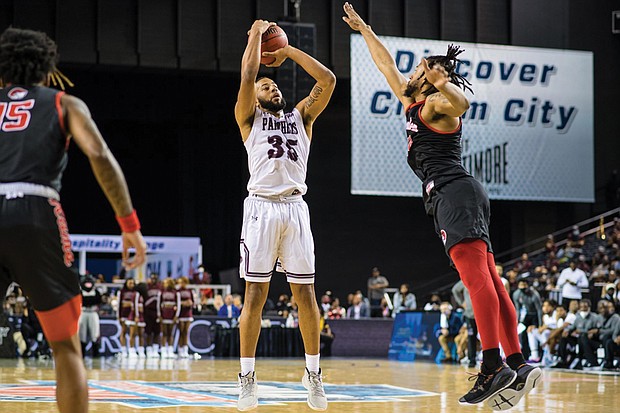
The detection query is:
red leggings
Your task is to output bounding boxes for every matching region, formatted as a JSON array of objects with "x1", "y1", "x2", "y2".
[{"x1": 449, "y1": 239, "x2": 521, "y2": 355}]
